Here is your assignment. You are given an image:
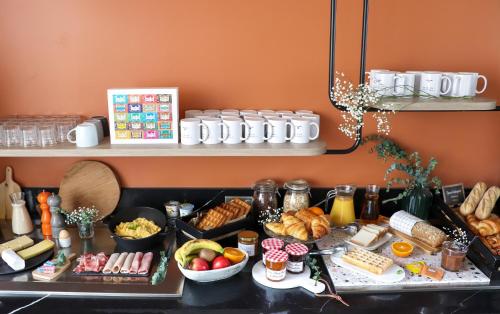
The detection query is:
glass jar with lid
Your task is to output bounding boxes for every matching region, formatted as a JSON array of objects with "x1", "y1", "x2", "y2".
[
  {"x1": 283, "y1": 179, "x2": 310, "y2": 212},
  {"x1": 253, "y1": 179, "x2": 279, "y2": 224}
]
